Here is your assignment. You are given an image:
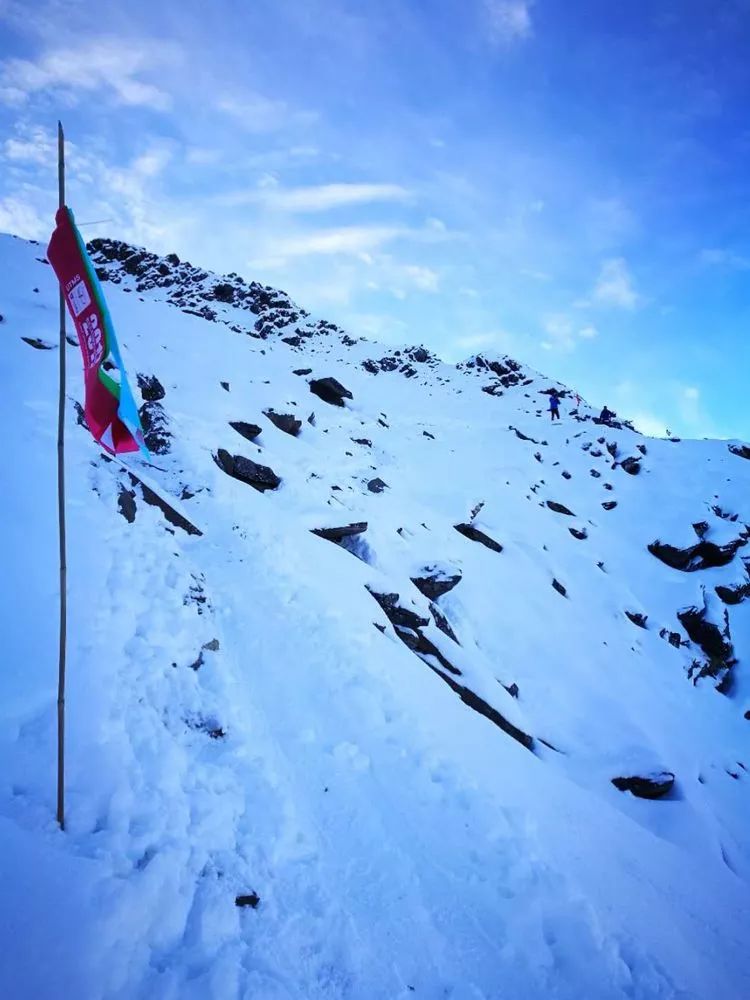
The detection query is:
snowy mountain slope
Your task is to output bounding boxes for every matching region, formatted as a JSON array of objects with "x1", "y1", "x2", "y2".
[{"x1": 1, "y1": 230, "x2": 749, "y2": 999}]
